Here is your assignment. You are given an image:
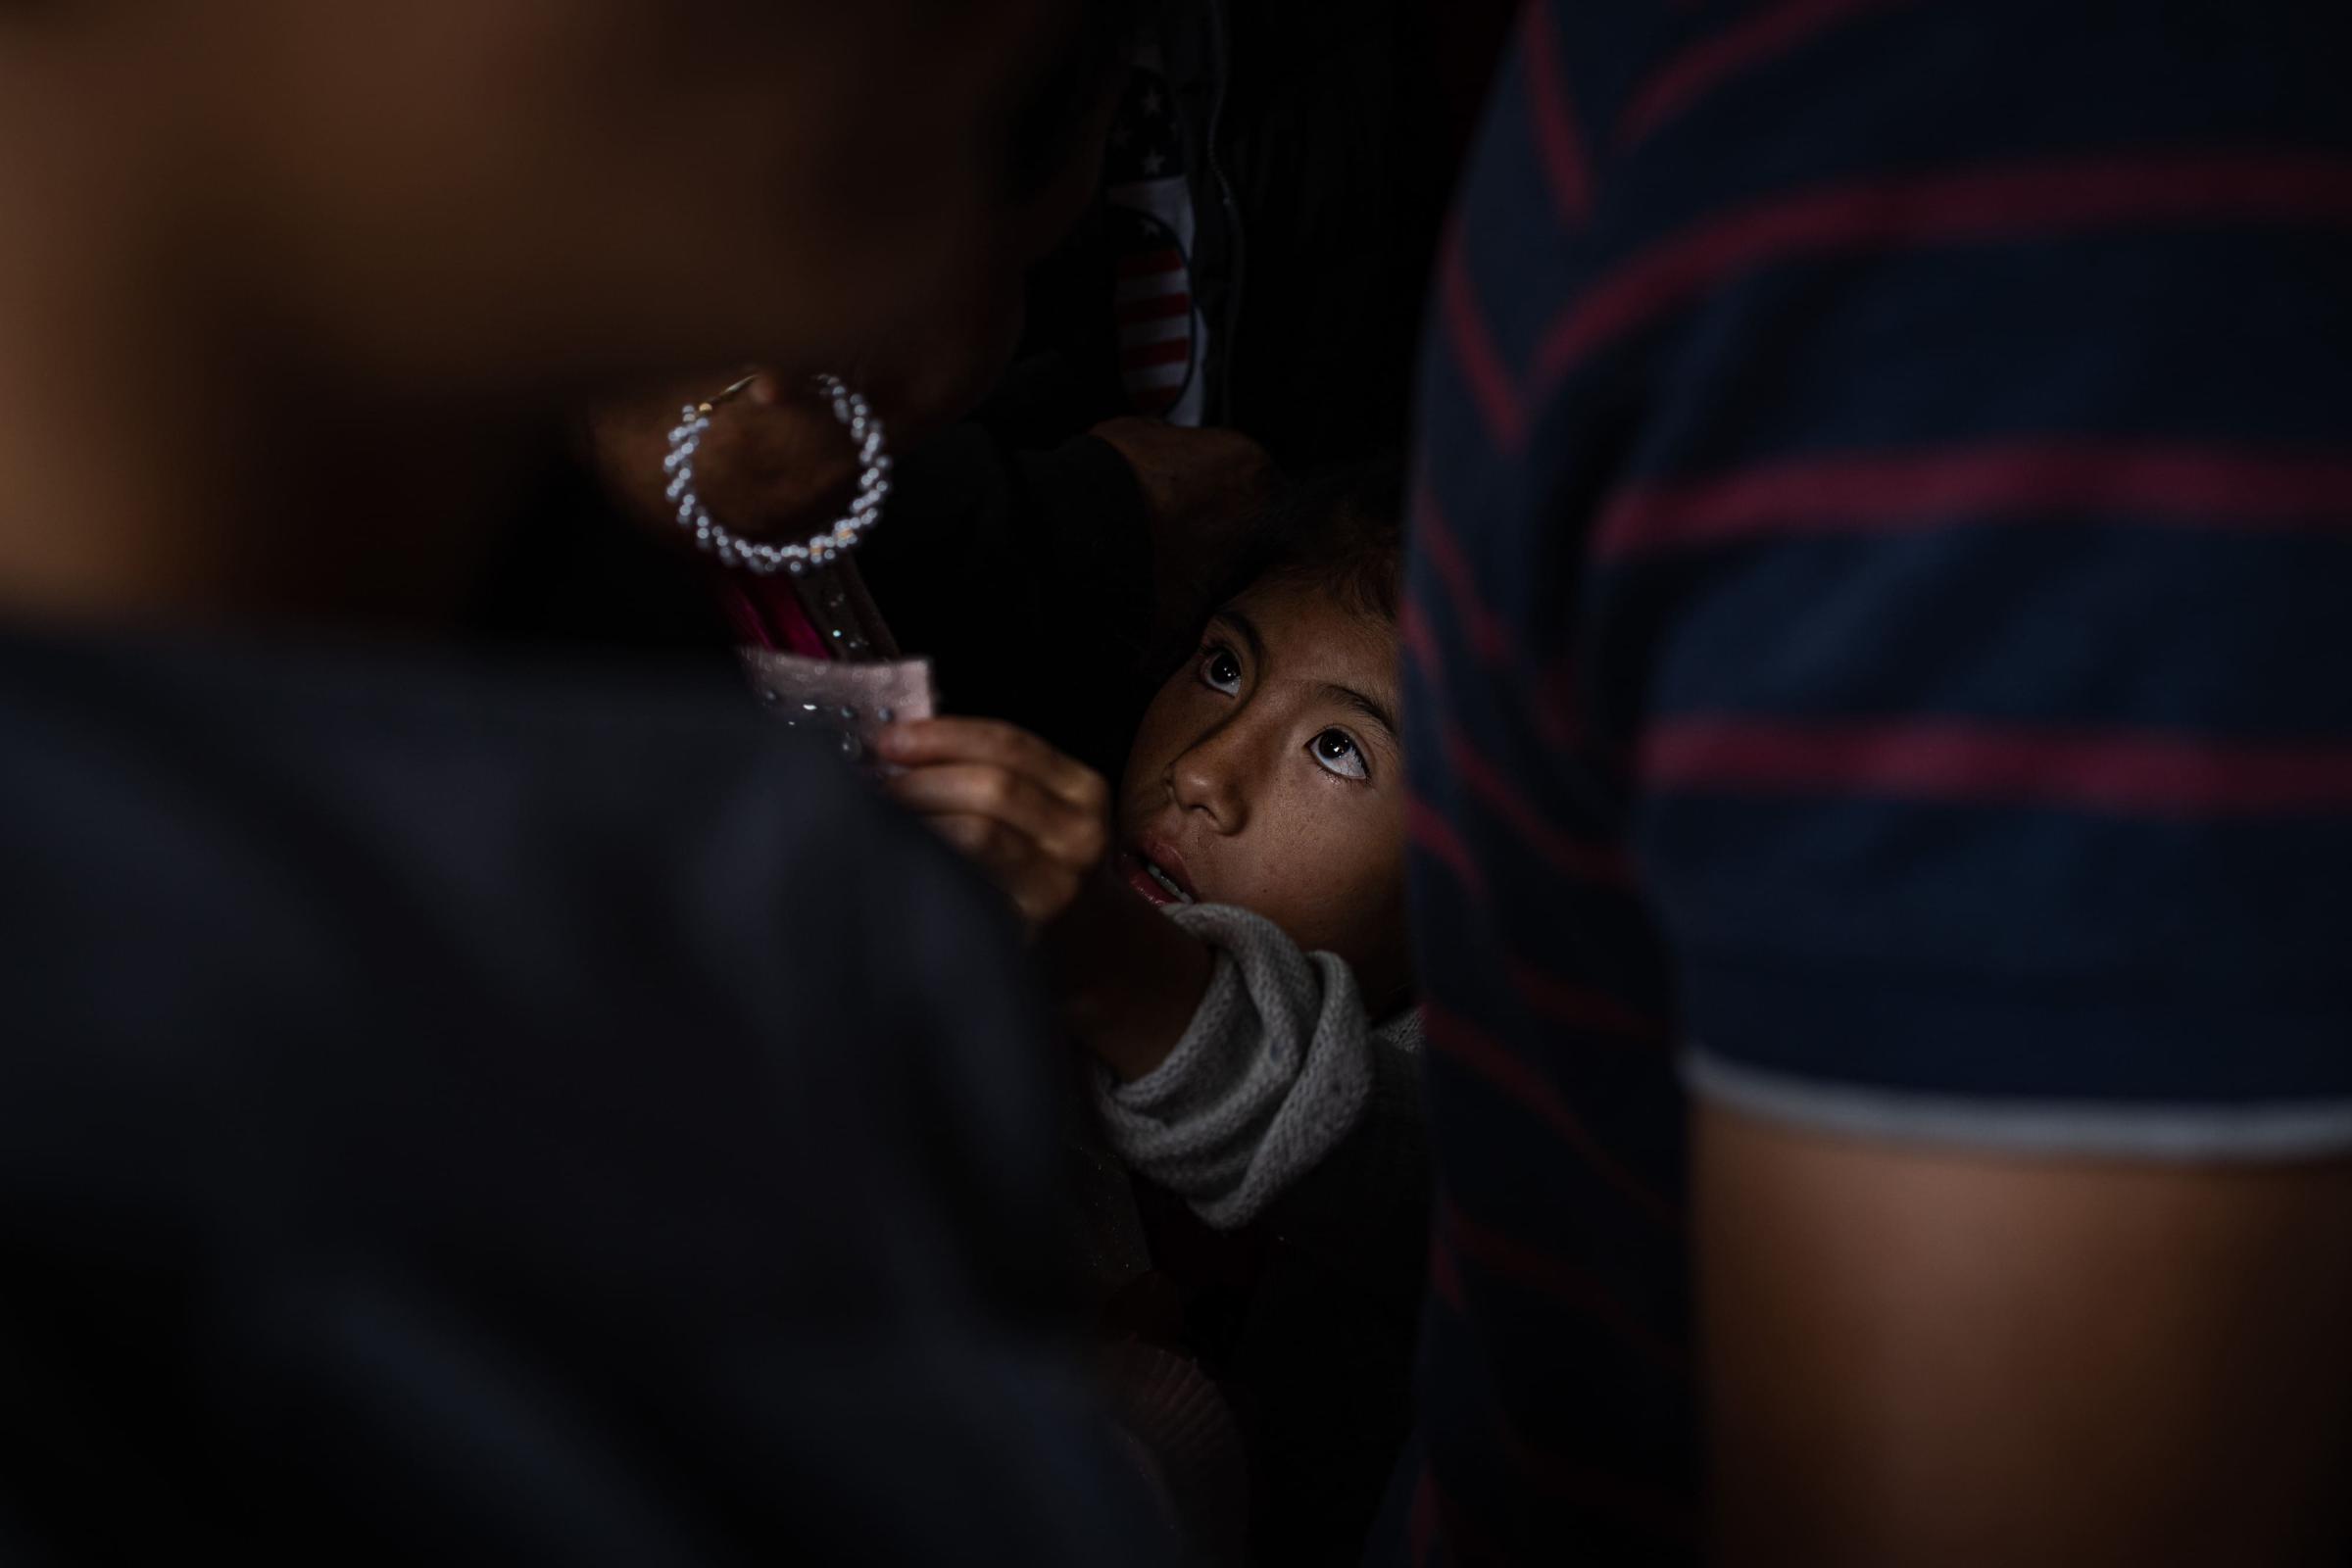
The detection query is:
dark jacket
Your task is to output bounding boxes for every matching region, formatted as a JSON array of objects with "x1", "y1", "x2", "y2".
[{"x1": 0, "y1": 625, "x2": 1176, "y2": 1566}]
